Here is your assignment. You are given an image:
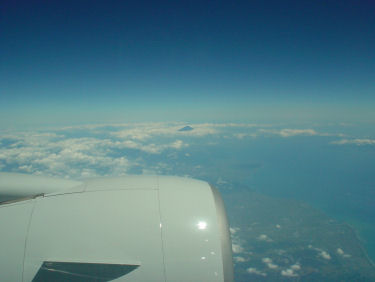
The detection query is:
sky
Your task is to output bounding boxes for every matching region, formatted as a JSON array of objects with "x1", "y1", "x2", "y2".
[{"x1": 1, "y1": 0, "x2": 374, "y2": 127}]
